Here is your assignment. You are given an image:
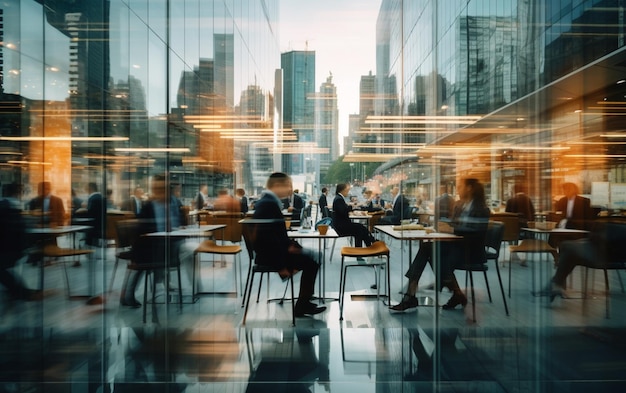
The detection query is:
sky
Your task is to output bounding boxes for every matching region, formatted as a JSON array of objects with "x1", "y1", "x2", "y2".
[{"x1": 279, "y1": 0, "x2": 382, "y2": 154}]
